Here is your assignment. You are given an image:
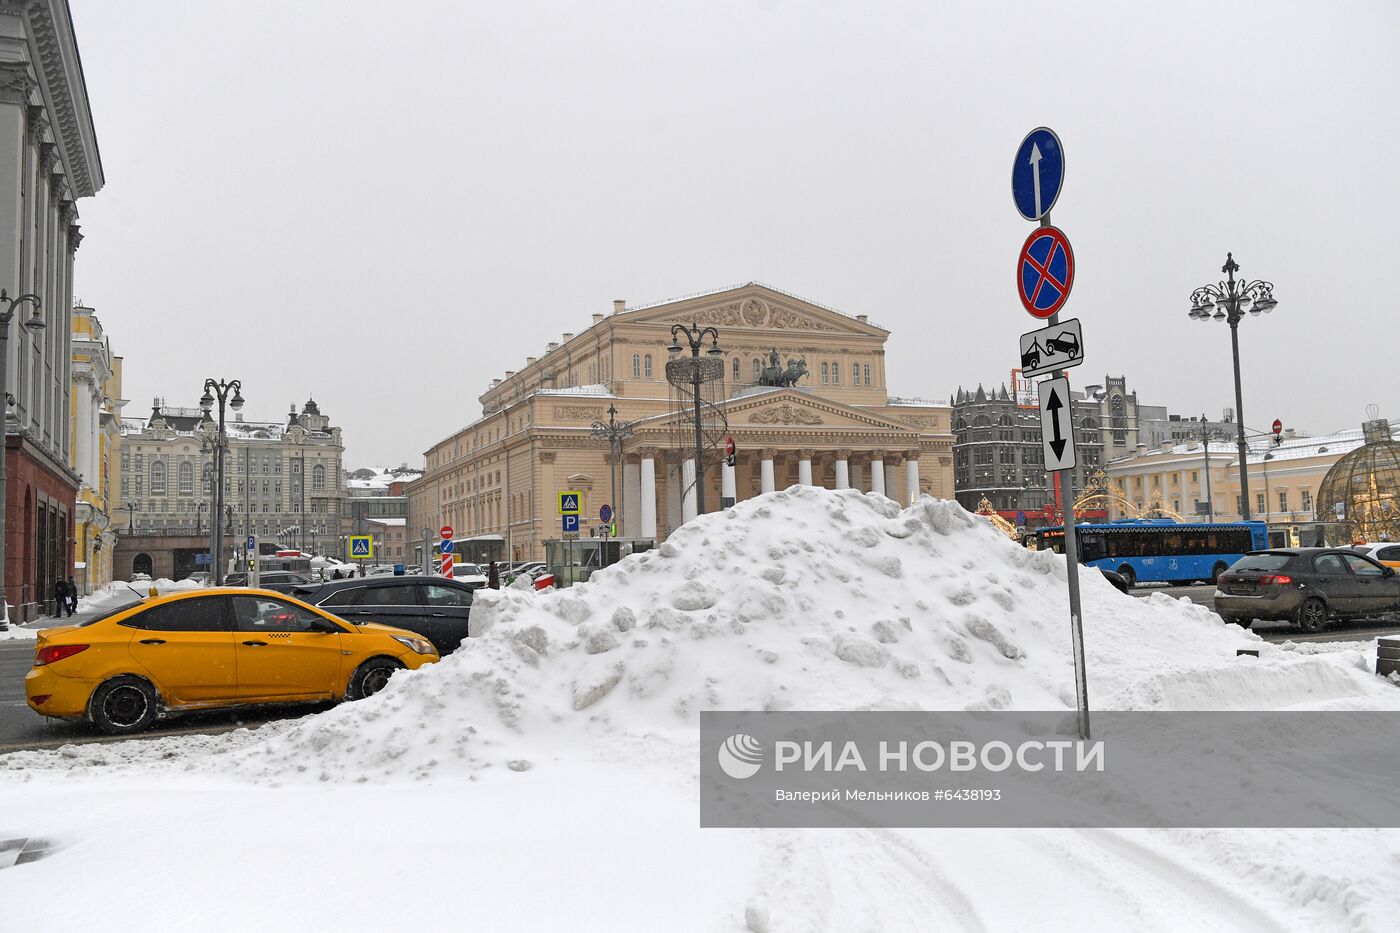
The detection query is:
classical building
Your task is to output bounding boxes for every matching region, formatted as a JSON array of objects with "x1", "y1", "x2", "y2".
[
  {"x1": 0, "y1": 2, "x2": 103, "y2": 618},
  {"x1": 116, "y1": 398, "x2": 345, "y2": 579},
  {"x1": 407, "y1": 283, "x2": 954, "y2": 562},
  {"x1": 70, "y1": 305, "x2": 123, "y2": 593}
]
